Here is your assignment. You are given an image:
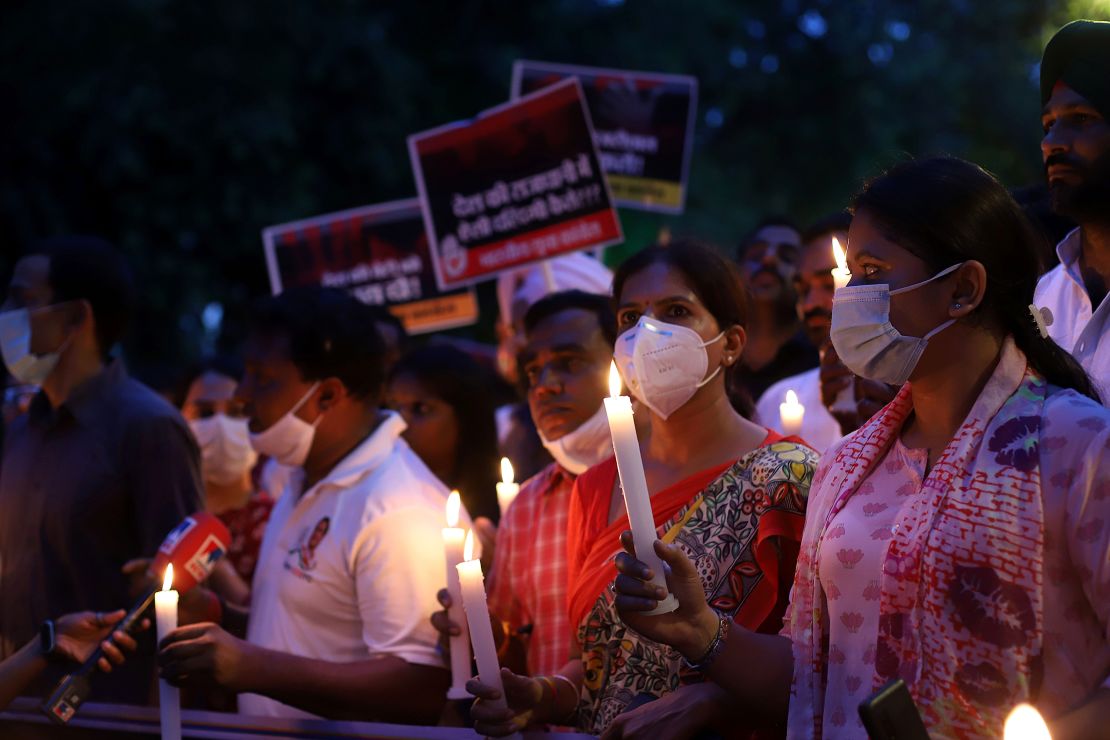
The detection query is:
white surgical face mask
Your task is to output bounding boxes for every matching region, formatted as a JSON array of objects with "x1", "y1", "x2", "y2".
[
  {"x1": 614, "y1": 317, "x2": 725, "y2": 420},
  {"x1": 538, "y1": 402, "x2": 612, "y2": 475},
  {"x1": 189, "y1": 413, "x2": 258, "y2": 486},
  {"x1": 0, "y1": 307, "x2": 72, "y2": 386},
  {"x1": 829, "y1": 263, "x2": 963, "y2": 386},
  {"x1": 248, "y1": 382, "x2": 323, "y2": 467}
]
